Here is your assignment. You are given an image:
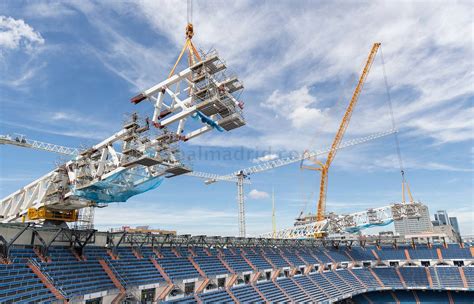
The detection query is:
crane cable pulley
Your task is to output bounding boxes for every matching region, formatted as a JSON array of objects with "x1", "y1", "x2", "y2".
[
  {"x1": 168, "y1": 0, "x2": 201, "y2": 78},
  {"x1": 380, "y1": 46, "x2": 414, "y2": 204}
]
